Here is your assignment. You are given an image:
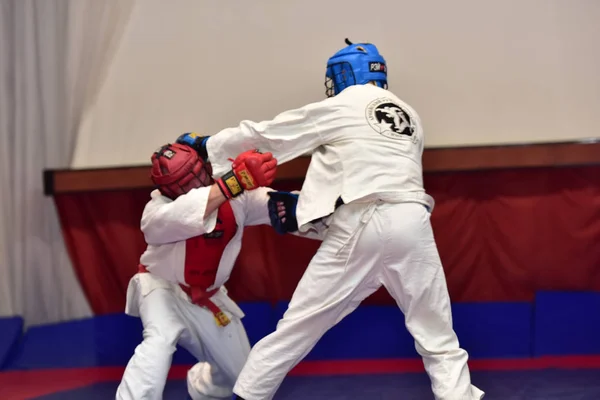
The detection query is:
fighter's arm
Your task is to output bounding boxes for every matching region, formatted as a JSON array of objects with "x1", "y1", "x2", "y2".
[
  {"x1": 266, "y1": 190, "x2": 328, "y2": 241},
  {"x1": 241, "y1": 187, "x2": 277, "y2": 227},
  {"x1": 197, "y1": 100, "x2": 338, "y2": 178},
  {"x1": 142, "y1": 149, "x2": 277, "y2": 245},
  {"x1": 141, "y1": 185, "x2": 225, "y2": 245},
  {"x1": 241, "y1": 188, "x2": 326, "y2": 240},
  {"x1": 141, "y1": 184, "x2": 226, "y2": 245}
]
